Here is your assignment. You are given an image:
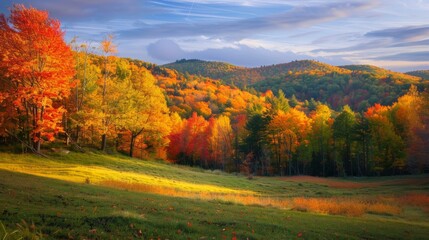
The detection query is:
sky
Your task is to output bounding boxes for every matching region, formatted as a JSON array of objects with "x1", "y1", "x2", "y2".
[{"x1": 1, "y1": 0, "x2": 429, "y2": 72}]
